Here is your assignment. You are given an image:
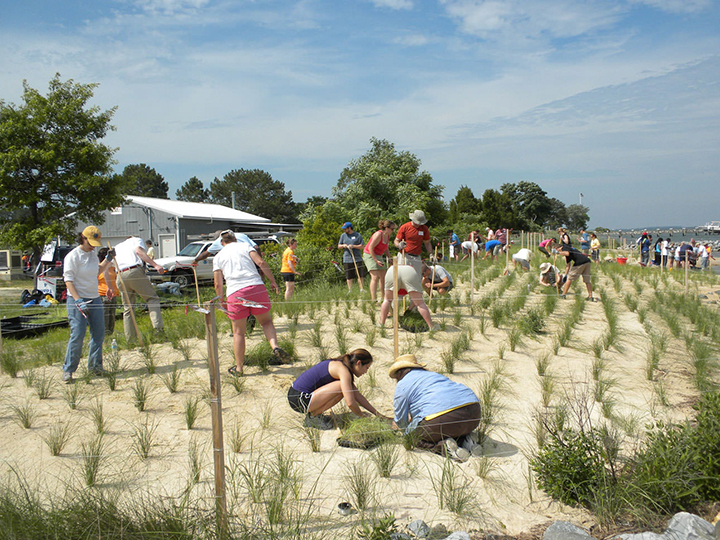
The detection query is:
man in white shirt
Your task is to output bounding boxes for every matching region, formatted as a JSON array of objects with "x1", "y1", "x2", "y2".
[
  {"x1": 512, "y1": 248, "x2": 533, "y2": 271},
  {"x1": 213, "y1": 230, "x2": 290, "y2": 375},
  {"x1": 114, "y1": 236, "x2": 166, "y2": 341},
  {"x1": 421, "y1": 263, "x2": 454, "y2": 295}
]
